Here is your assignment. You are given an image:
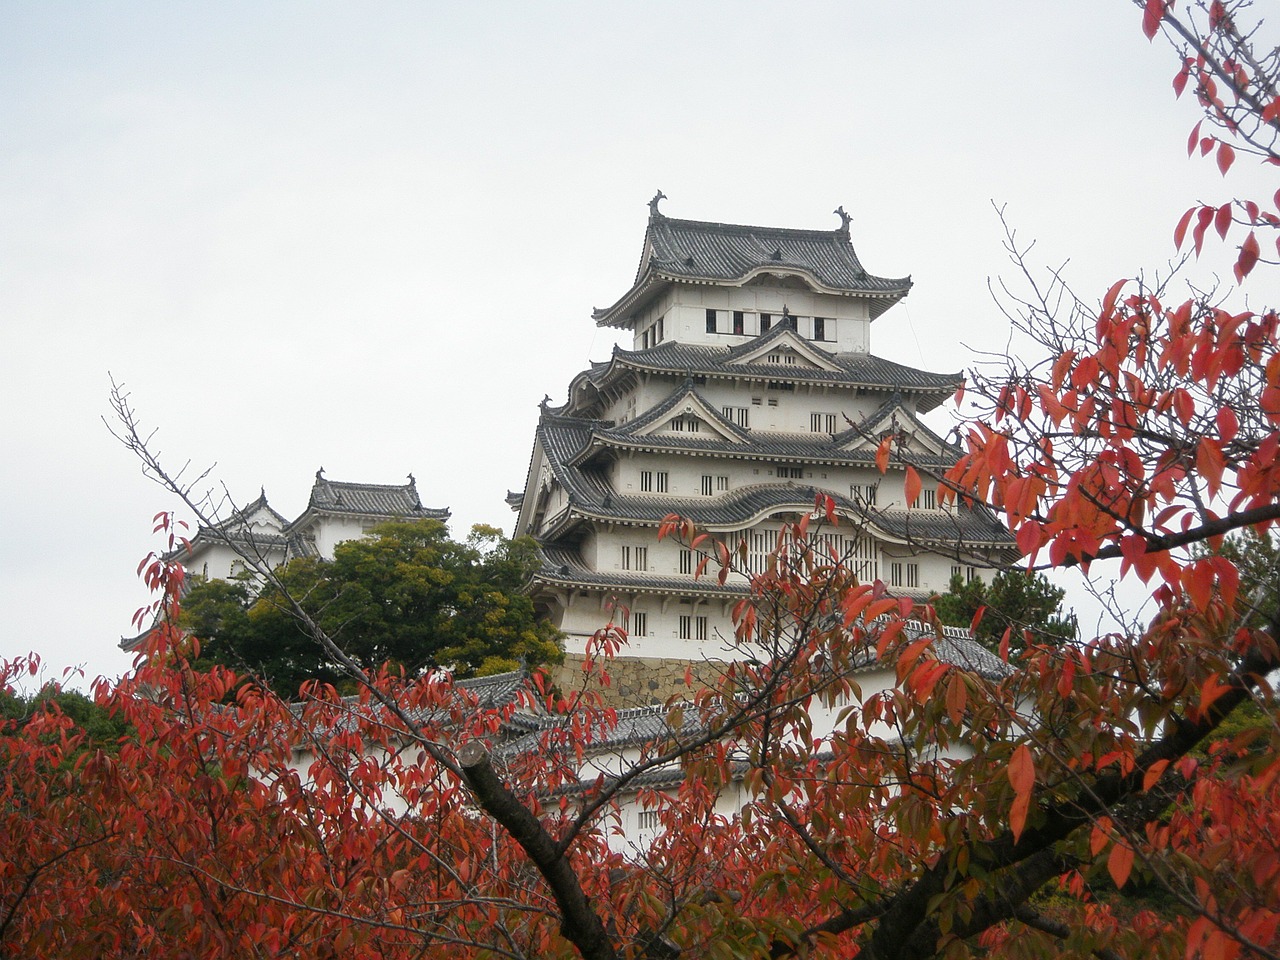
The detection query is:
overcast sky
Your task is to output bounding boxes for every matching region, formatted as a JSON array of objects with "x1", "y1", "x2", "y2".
[{"x1": 3, "y1": 2, "x2": 1276, "y2": 687}]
